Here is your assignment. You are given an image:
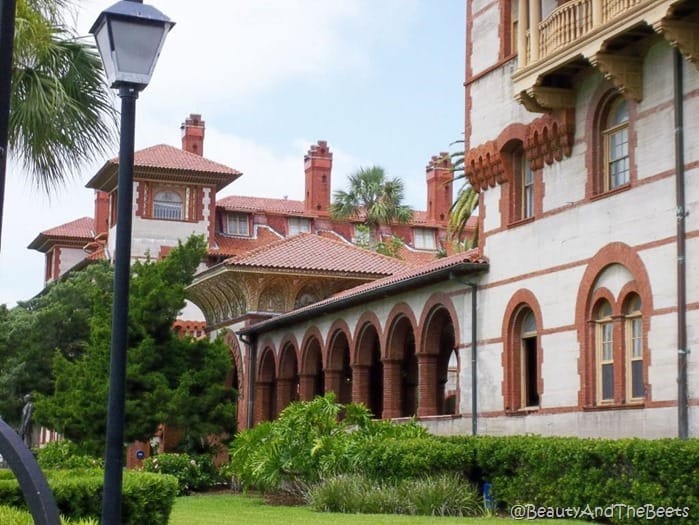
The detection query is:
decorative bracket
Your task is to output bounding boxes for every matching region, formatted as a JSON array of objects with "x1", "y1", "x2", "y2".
[
  {"x1": 589, "y1": 53, "x2": 643, "y2": 102},
  {"x1": 654, "y1": 19, "x2": 699, "y2": 70},
  {"x1": 516, "y1": 86, "x2": 576, "y2": 113}
]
